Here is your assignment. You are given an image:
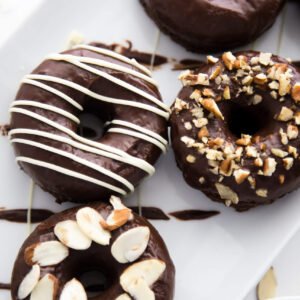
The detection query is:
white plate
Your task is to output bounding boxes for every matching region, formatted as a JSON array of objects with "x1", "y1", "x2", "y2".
[{"x1": 0, "y1": 1, "x2": 300, "y2": 299}]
